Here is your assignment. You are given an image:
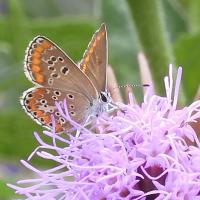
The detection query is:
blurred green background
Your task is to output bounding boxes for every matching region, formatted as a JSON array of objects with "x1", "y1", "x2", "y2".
[{"x1": 0, "y1": 0, "x2": 200, "y2": 199}]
